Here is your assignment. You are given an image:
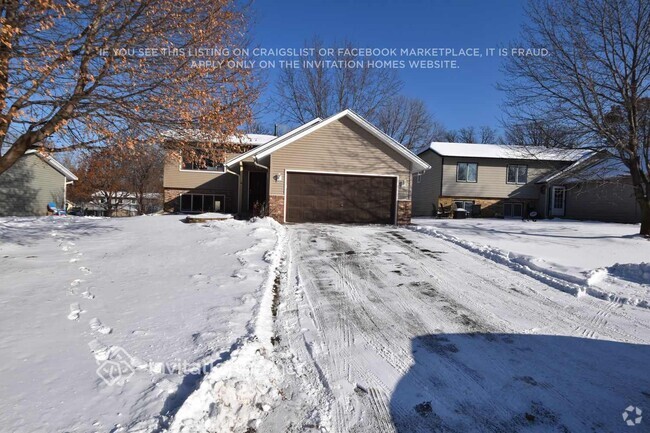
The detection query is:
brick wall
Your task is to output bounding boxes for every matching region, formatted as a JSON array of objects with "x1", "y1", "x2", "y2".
[
  {"x1": 438, "y1": 196, "x2": 538, "y2": 218},
  {"x1": 397, "y1": 200, "x2": 412, "y2": 225},
  {"x1": 268, "y1": 195, "x2": 285, "y2": 222}
]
